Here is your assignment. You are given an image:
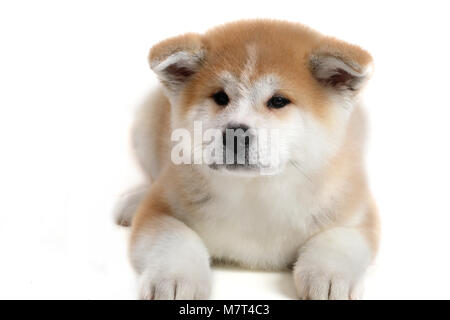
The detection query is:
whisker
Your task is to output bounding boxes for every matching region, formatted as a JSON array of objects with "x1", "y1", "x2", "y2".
[{"x1": 289, "y1": 160, "x2": 312, "y2": 182}]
